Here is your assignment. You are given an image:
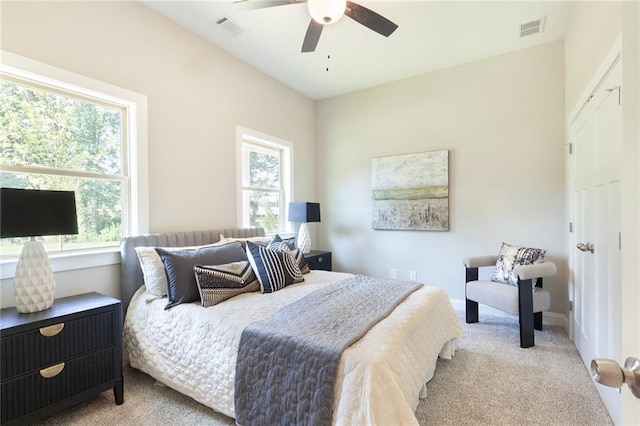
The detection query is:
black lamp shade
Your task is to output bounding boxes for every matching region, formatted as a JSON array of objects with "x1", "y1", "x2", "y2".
[
  {"x1": 1, "y1": 188, "x2": 79, "y2": 238},
  {"x1": 288, "y1": 202, "x2": 321, "y2": 223}
]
